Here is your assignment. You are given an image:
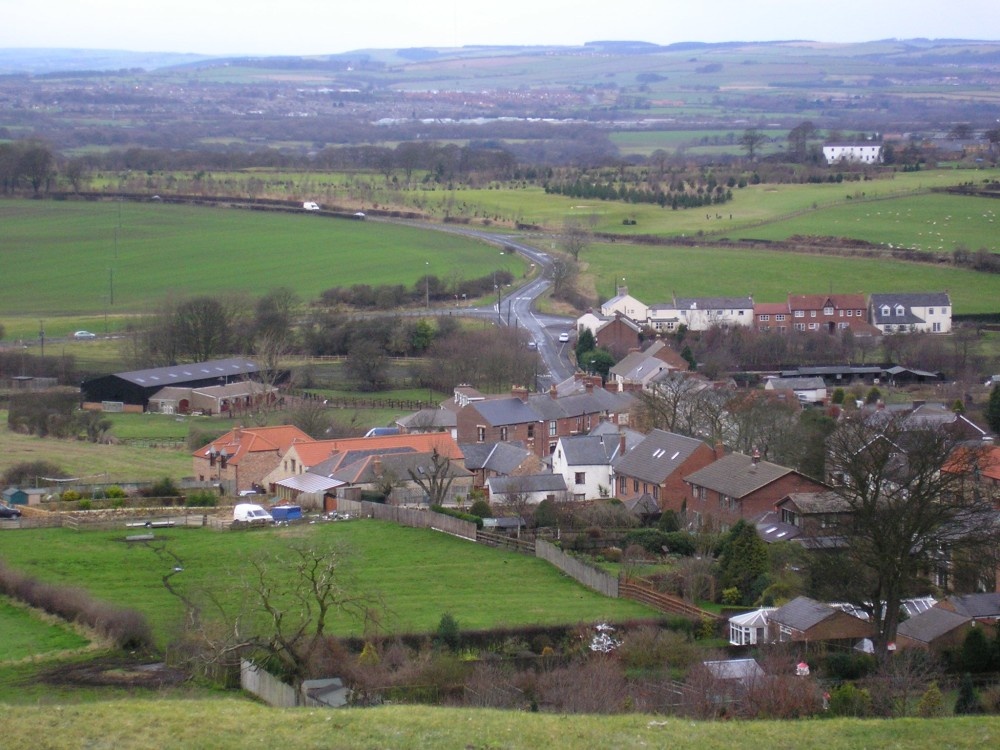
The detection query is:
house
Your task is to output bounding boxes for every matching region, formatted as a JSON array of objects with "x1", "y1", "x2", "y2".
[
  {"x1": 608, "y1": 341, "x2": 685, "y2": 392},
  {"x1": 82, "y1": 358, "x2": 265, "y2": 412},
  {"x1": 600, "y1": 286, "x2": 648, "y2": 323},
  {"x1": 455, "y1": 383, "x2": 633, "y2": 459},
  {"x1": 938, "y1": 593, "x2": 1000, "y2": 624},
  {"x1": 754, "y1": 301, "x2": 791, "y2": 333},
  {"x1": 323, "y1": 449, "x2": 474, "y2": 507},
  {"x1": 728, "y1": 608, "x2": 776, "y2": 646},
  {"x1": 822, "y1": 142, "x2": 883, "y2": 164},
  {"x1": 612, "y1": 429, "x2": 717, "y2": 512},
  {"x1": 460, "y1": 441, "x2": 542, "y2": 488},
  {"x1": 895, "y1": 608, "x2": 976, "y2": 652},
  {"x1": 773, "y1": 491, "x2": 852, "y2": 548},
  {"x1": 768, "y1": 596, "x2": 874, "y2": 647},
  {"x1": 193, "y1": 425, "x2": 312, "y2": 495},
  {"x1": 395, "y1": 407, "x2": 457, "y2": 438},
  {"x1": 683, "y1": 451, "x2": 828, "y2": 528},
  {"x1": 648, "y1": 295, "x2": 754, "y2": 333},
  {"x1": 552, "y1": 433, "x2": 625, "y2": 500},
  {"x1": 486, "y1": 473, "x2": 568, "y2": 506},
  {"x1": 870, "y1": 292, "x2": 952, "y2": 334},
  {"x1": 764, "y1": 376, "x2": 827, "y2": 405},
  {"x1": 785, "y1": 294, "x2": 878, "y2": 336},
  {"x1": 593, "y1": 314, "x2": 645, "y2": 359}
]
